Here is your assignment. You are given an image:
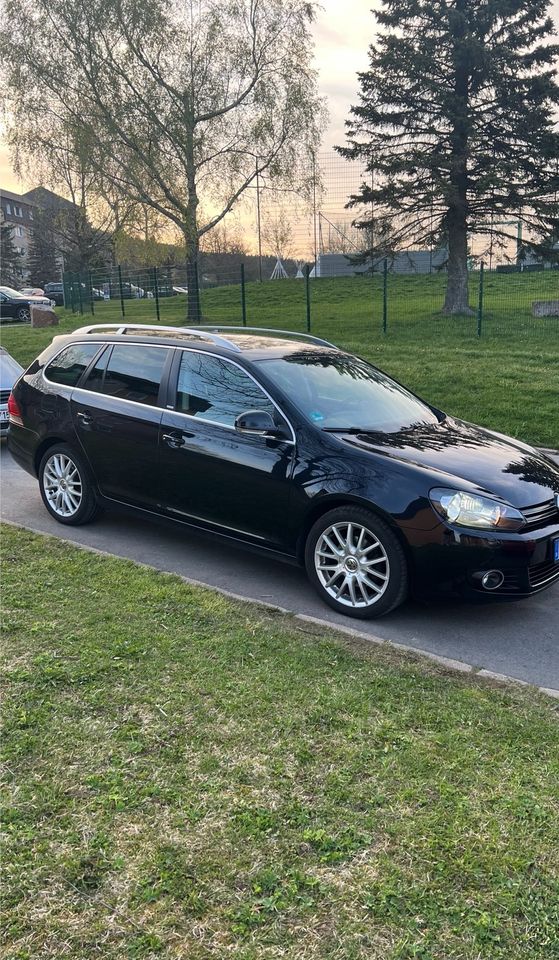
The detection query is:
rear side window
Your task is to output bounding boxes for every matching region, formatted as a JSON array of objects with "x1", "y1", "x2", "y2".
[
  {"x1": 45, "y1": 343, "x2": 101, "y2": 386},
  {"x1": 102, "y1": 345, "x2": 170, "y2": 406},
  {"x1": 80, "y1": 346, "x2": 110, "y2": 393}
]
